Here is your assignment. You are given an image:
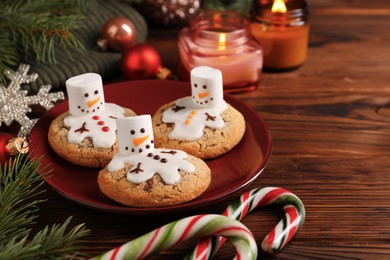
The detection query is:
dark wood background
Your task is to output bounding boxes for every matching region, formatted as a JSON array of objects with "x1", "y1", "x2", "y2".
[{"x1": 32, "y1": 0, "x2": 390, "y2": 258}]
